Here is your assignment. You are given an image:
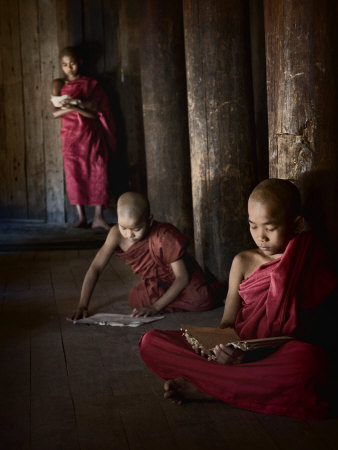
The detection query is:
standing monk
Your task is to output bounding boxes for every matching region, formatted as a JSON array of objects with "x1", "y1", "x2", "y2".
[{"x1": 51, "y1": 46, "x2": 116, "y2": 229}]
